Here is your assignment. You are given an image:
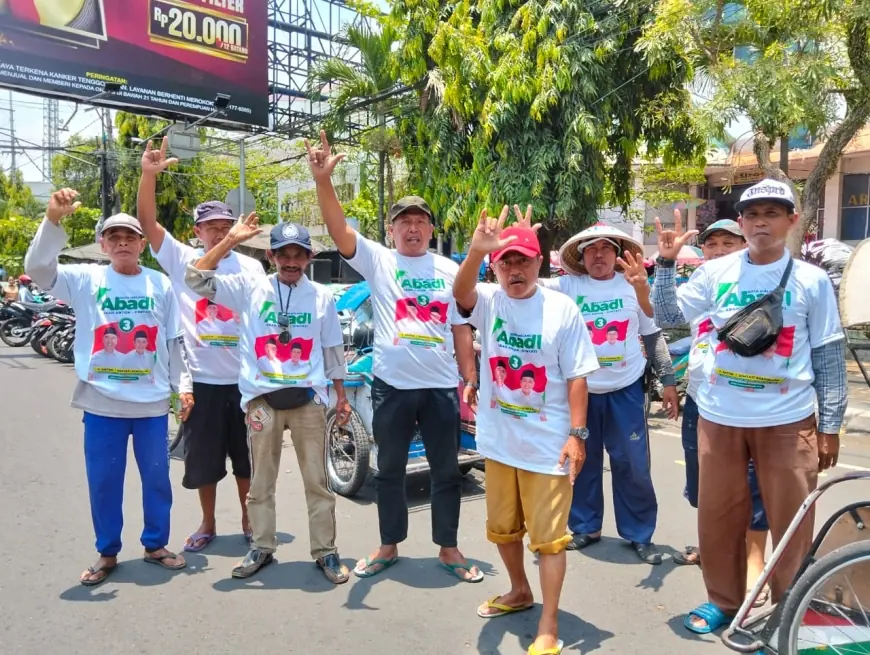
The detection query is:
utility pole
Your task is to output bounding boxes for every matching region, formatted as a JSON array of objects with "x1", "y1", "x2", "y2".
[
  {"x1": 8, "y1": 90, "x2": 16, "y2": 172},
  {"x1": 94, "y1": 108, "x2": 114, "y2": 240}
]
